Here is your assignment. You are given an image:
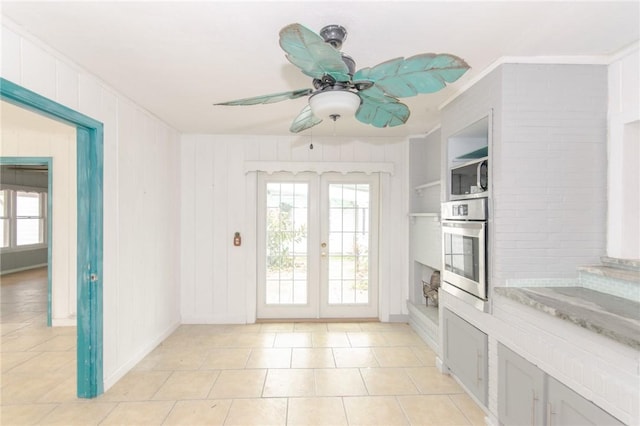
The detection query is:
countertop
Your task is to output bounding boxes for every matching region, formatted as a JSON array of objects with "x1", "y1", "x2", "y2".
[{"x1": 494, "y1": 286, "x2": 640, "y2": 350}]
